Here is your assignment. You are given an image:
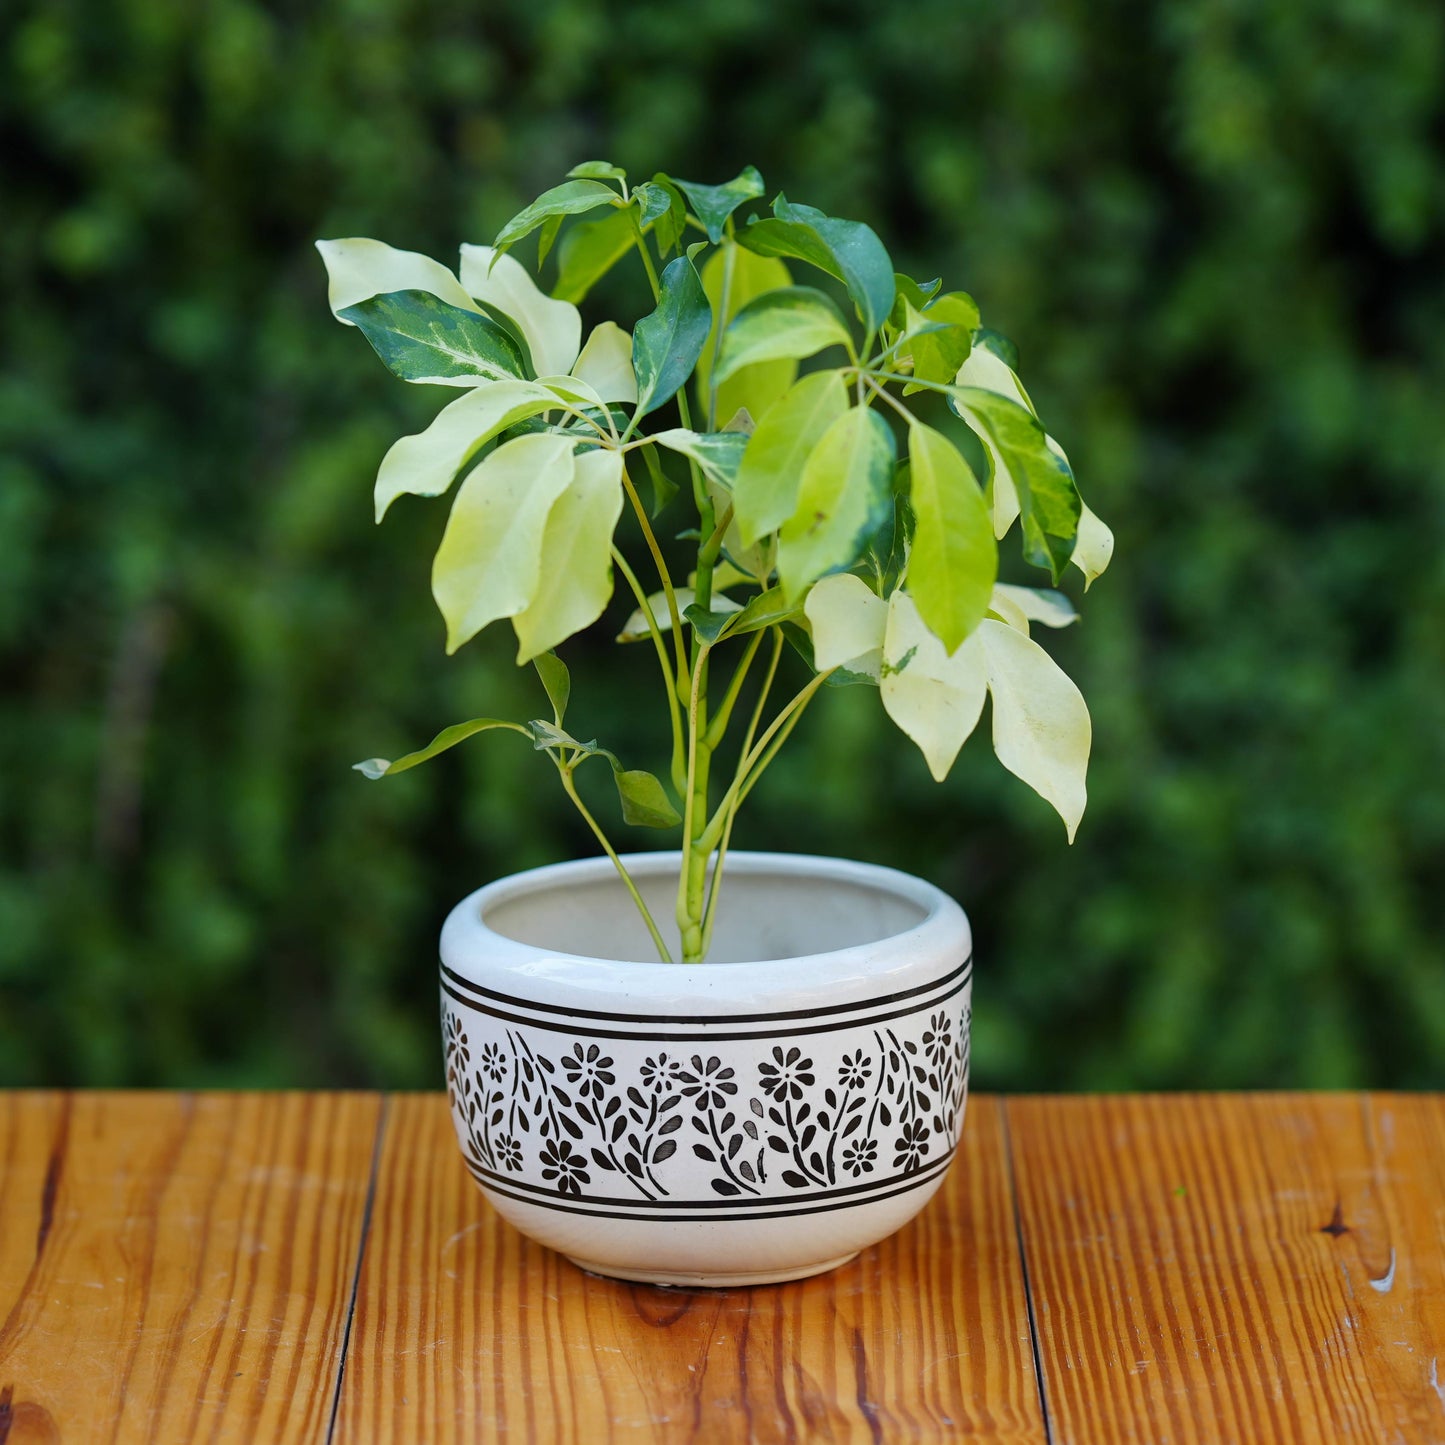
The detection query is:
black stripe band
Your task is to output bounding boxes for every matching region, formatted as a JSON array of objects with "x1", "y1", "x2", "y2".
[
  {"x1": 462, "y1": 1148, "x2": 957, "y2": 1223},
  {"x1": 440, "y1": 970, "x2": 971, "y2": 1043},
  {"x1": 439, "y1": 953, "x2": 973, "y2": 1026}
]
